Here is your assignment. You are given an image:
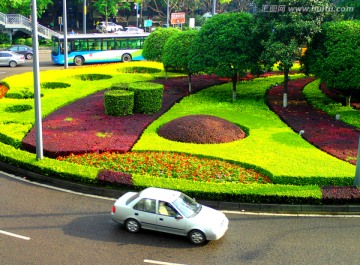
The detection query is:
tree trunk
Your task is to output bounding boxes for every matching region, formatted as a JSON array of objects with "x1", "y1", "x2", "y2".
[
  {"x1": 232, "y1": 72, "x2": 238, "y2": 102},
  {"x1": 345, "y1": 95, "x2": 351, "y2": 107},
  {"x1": 188, "y1": 73, "x2": 192, "y2": 93},
  {"x1": 283, "y1": 68, "x2": 289, "y2": 108}
]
